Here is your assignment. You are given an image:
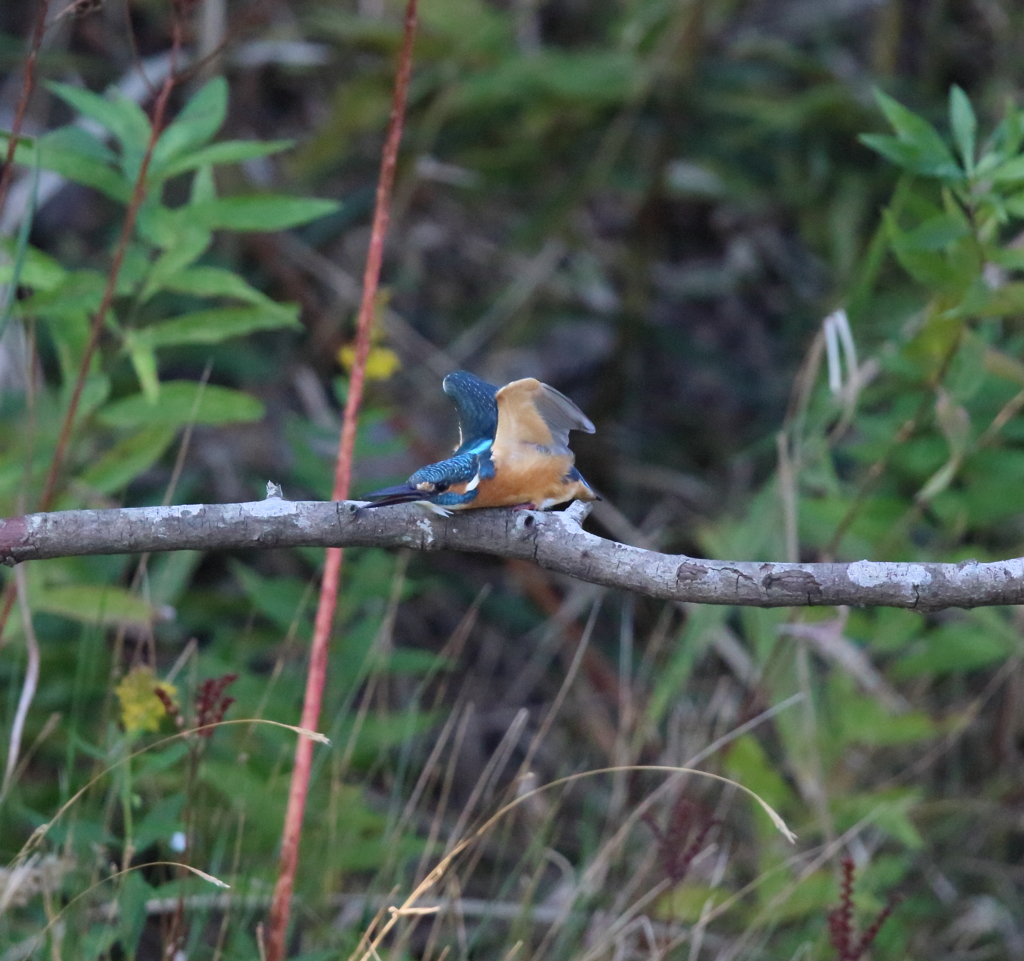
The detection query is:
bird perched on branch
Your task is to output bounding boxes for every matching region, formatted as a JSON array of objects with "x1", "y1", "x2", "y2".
[{"x1": 364, "y1": 370, "x2": 597, "y2": 514}]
